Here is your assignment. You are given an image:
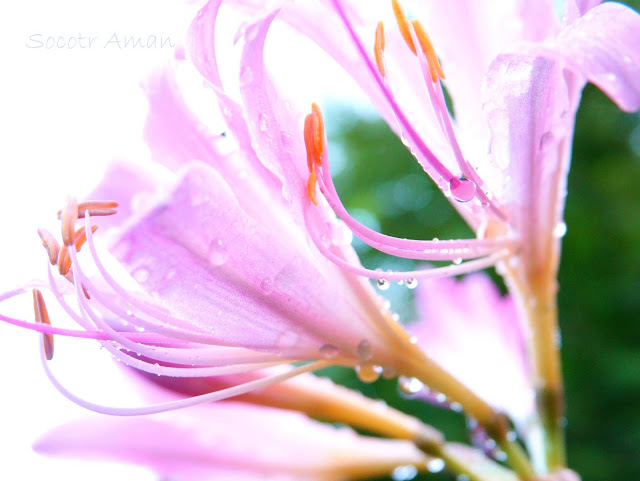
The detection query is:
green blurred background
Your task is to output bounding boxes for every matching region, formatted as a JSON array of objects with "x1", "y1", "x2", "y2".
[{"x1": 319, "y1": 15, "x2": 640, "y2": 478}]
